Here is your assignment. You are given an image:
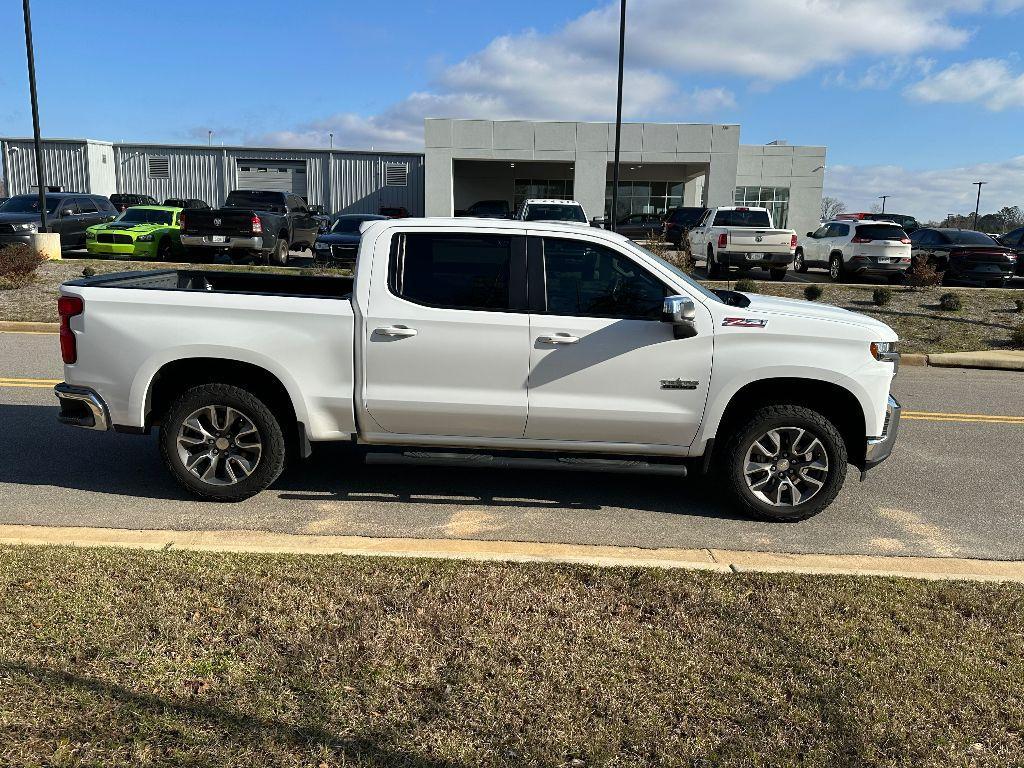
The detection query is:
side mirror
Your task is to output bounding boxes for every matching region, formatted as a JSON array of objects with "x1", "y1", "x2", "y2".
[
  {"x1": 63, "y1": 209, "x2": 75, "y2": 217},
  {"x1": 662, "y1": 295, "x2": 698, "y2": 339},
  {"x1": 590, "y1": 216, "x2": 607, "y2": 228}
]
